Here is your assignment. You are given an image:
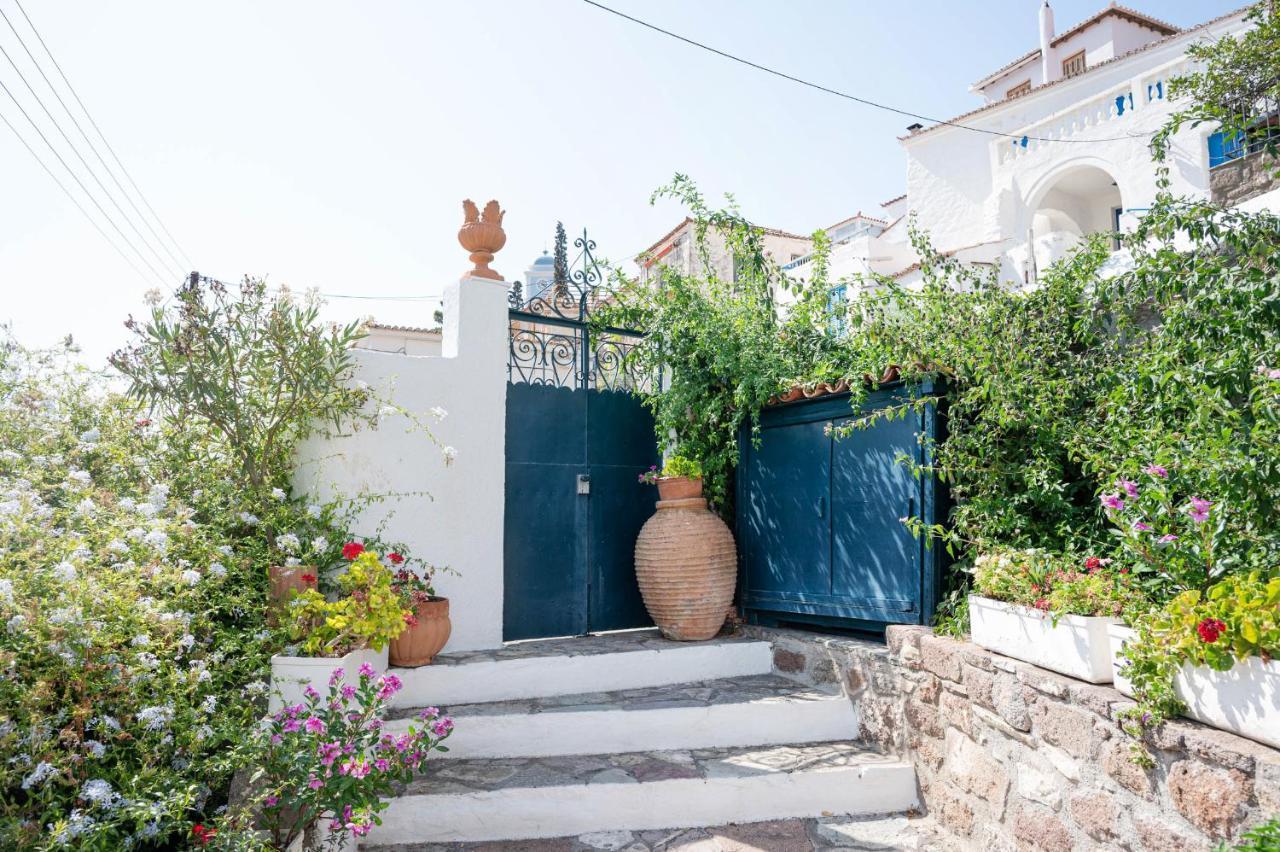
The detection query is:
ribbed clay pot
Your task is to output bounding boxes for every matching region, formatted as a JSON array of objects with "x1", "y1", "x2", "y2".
[
  {"x1": 389, "y1": 597, "x2": 451, "y2": 667},
  {"x1": 635, "y1": 477, "x2": 737, "y2": 641}
]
